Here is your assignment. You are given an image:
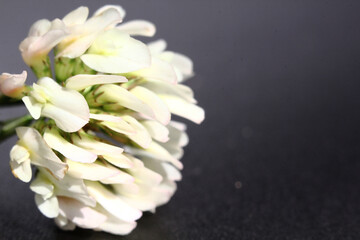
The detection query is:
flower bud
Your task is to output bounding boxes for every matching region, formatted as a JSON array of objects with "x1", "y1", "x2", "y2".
[{"x1": 0, "y1": 71, "x2": 27, "y2": 98}]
